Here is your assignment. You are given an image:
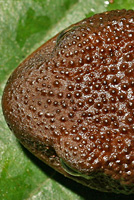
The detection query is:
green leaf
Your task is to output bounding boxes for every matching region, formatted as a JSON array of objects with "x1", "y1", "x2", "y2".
[{"x1": 0, "y1": 0, "x2": 134, "y2": 200}]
